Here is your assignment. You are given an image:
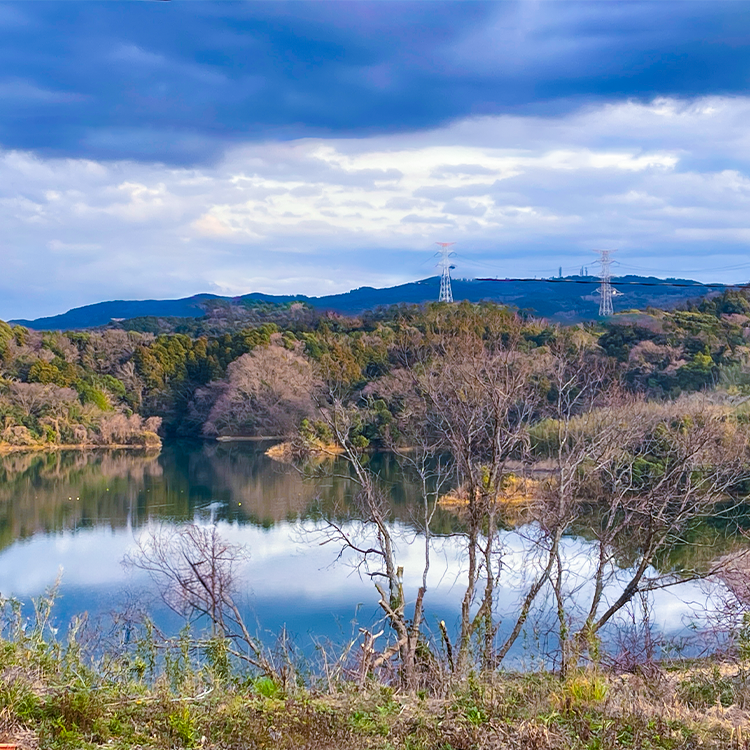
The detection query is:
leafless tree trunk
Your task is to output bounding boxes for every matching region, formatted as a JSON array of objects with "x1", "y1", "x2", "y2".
[
  {"x1": 494, "y1": 333, "x2": 619, "y2": 667},
  {"x1": 313, "y1": 382, "x2": 440, "y2": 691}
]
